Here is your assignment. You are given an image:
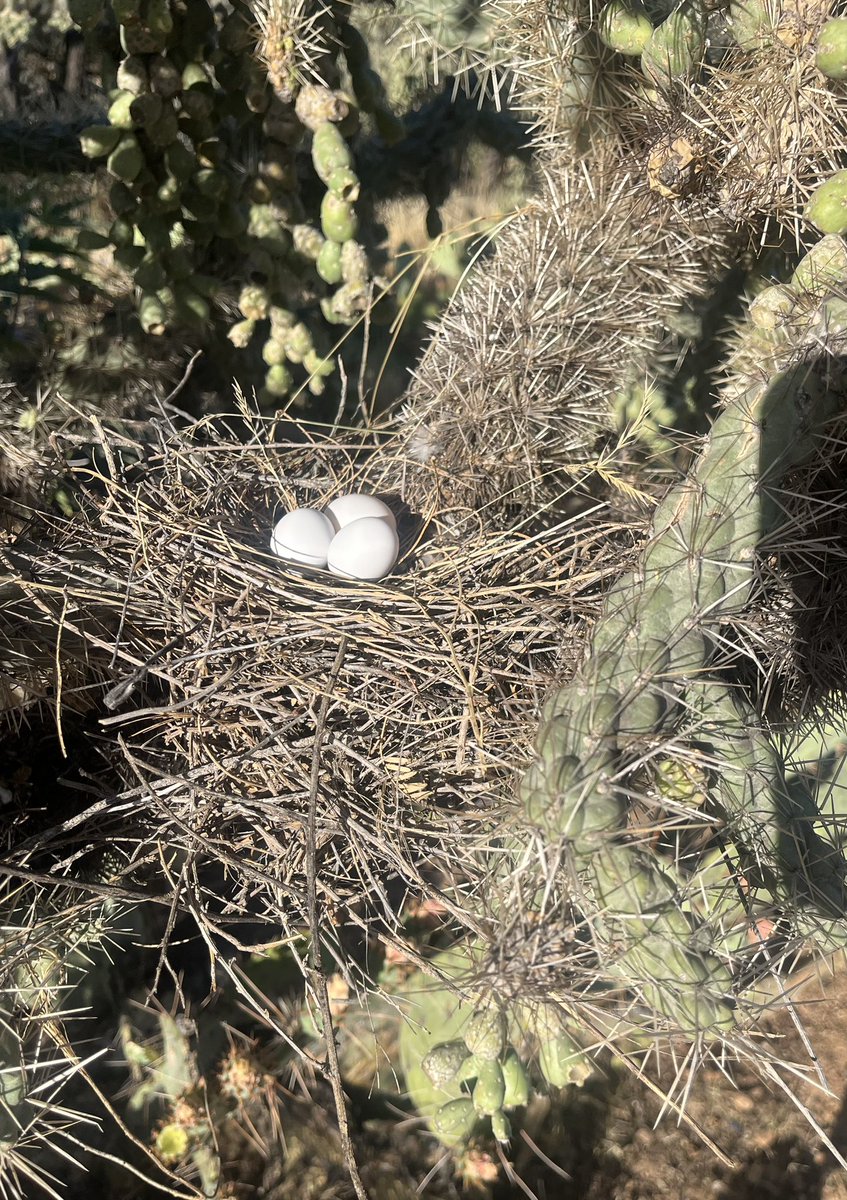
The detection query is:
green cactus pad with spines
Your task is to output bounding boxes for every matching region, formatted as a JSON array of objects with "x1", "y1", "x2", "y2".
[{"x1": 805, "y1": 173, "x2": 847, "y2": 236}]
